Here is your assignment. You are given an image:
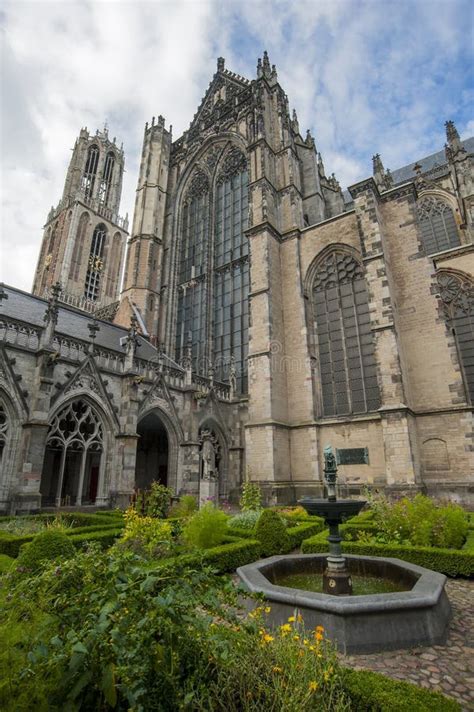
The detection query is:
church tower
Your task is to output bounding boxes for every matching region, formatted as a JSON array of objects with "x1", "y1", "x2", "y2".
[{"x1": 32, "y1": 126, "x2": 129, "y2": 312}]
